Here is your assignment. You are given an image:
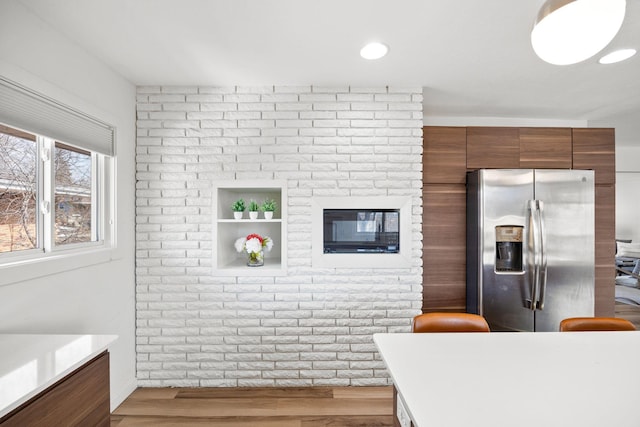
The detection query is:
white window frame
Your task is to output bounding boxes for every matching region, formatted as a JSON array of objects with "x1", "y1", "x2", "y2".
[{"x1": 0, "y1": 130, "x2": 115, "y2": 286}]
